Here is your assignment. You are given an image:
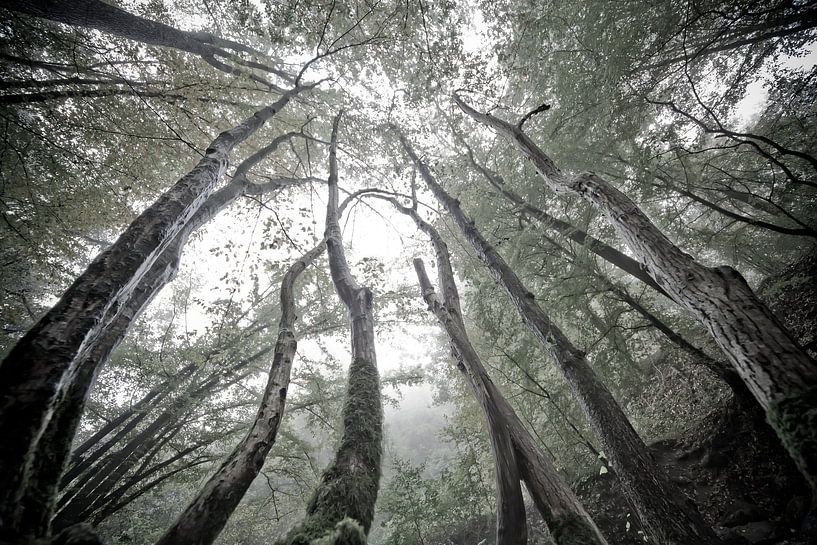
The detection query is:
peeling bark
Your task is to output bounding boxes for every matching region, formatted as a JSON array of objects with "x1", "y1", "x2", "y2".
[
  {"x1": 155, "y1": 240, "x2": 326, "y2": 545},
  {"x1": 455, "y1": 96, "x2": 817, "y2": 491},
  {"x1": 397, "y1": 129, "x2": 721, "y2": 545}
]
